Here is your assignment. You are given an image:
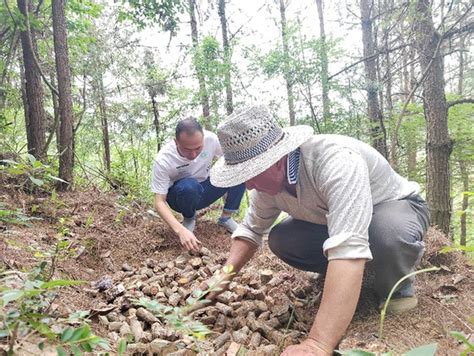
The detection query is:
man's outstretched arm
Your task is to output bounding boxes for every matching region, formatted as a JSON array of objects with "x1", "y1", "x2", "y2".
[
  {"x1": 154, "y1": 194, "x2": 201, "y2": 252},
  {"x1": 283, "y1": 258, "x2": 366, "y2": 355}
]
